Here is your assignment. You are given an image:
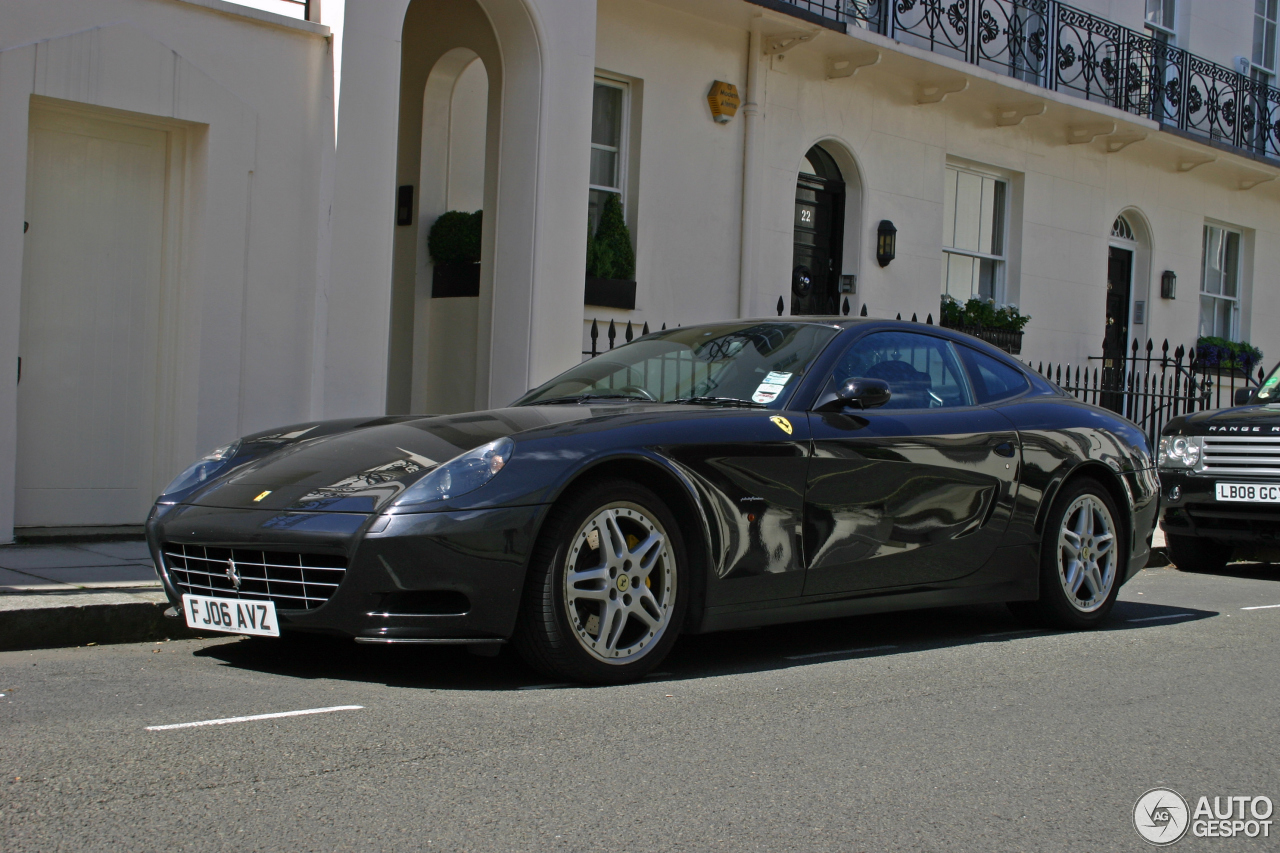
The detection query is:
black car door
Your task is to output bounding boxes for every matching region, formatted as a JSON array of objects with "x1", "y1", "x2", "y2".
[{"x1": 802, "y1": 330, "x2": 1020, "y2": 595}]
